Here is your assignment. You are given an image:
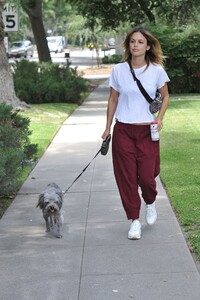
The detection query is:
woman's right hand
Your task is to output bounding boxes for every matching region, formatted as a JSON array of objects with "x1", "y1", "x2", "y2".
[{"x1": 101, "y1": 129, "x2": 110, "y2": 140}]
